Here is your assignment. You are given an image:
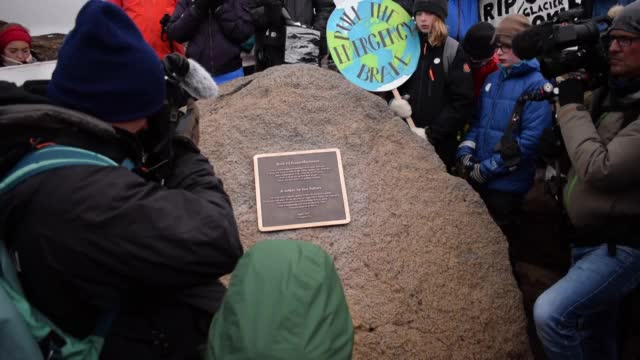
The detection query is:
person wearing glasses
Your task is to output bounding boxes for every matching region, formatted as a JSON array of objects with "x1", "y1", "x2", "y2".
[
  {"x1": 455, "y1": 14, "x2": 552, "y2": 268},
  {"x1": 533, "y1": 2, "x2": 640, "y2": 359}
]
